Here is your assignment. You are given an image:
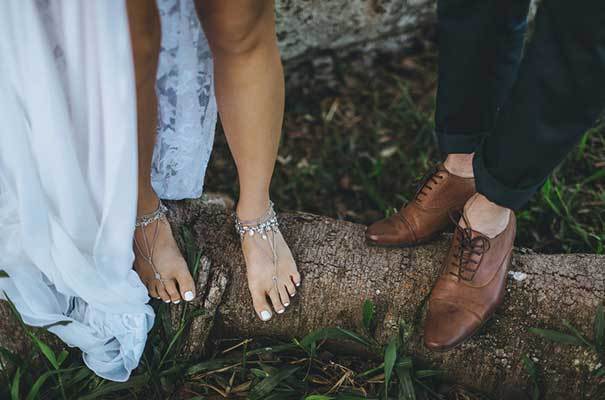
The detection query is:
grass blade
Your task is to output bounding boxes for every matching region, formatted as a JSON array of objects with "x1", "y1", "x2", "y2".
[
  {"x1": 562, "y1": 320, "x2": 594, "y2": 349},
  {"x1": 522, "y1": 355, "x2": 540, "y2": 400},
  {"x1": 529, "y1": 327, "x2": 586, "y2": 346},
  {"x1": 395, "y1": 364, "x2": 416, "y2": 400},
  {"x1": 248, "y1": 366, "x2": 300, "y2": 400},
  {"x1": 300, "y1": 327, "x2": 371, "y2": 352},
  {"x1": 77, "y1": 374, "x2": 149, "y2": 400},
  {"x1": 29, "y1": 335, "x2": 59, "y2": 369},
  {"x1": 594, "y1": 304, "x2": 605, "y2": 356},
  {"x1": 25, "y1": 367, "x2": 80, "y2": 400},
  {"x1": 10, "y1": 367, "x2": 21, "y2": 400},
  {"x1": 363, "y1": 300, "x2": 375, "y2": 332},
  {"x1": 383, "y1": 338, "x2": 397, "y2": 398}
]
